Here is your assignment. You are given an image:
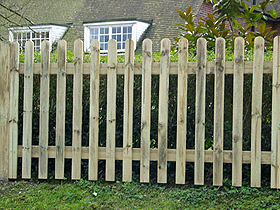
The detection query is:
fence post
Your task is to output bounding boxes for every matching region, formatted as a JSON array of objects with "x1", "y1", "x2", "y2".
[{"x1": 0, "y1": 41, "x2": 10, "y2": 180}]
